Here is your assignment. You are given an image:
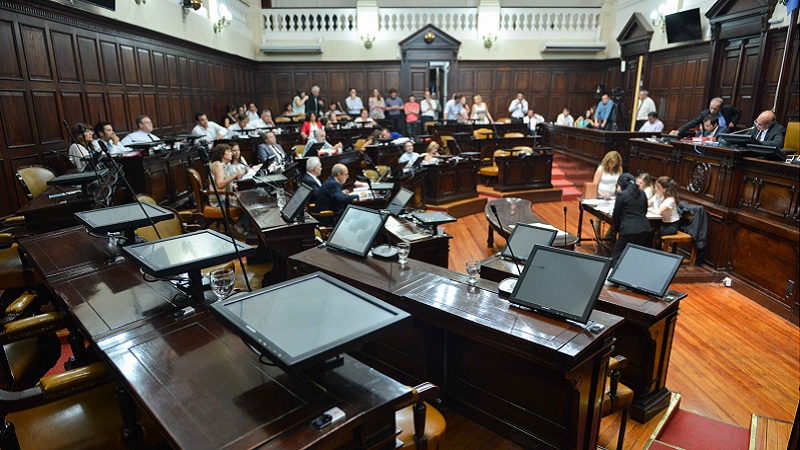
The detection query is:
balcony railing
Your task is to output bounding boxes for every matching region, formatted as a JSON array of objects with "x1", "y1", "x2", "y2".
[{"x1": 263, "y1": 9, "x2": 357, "y2": 33}]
